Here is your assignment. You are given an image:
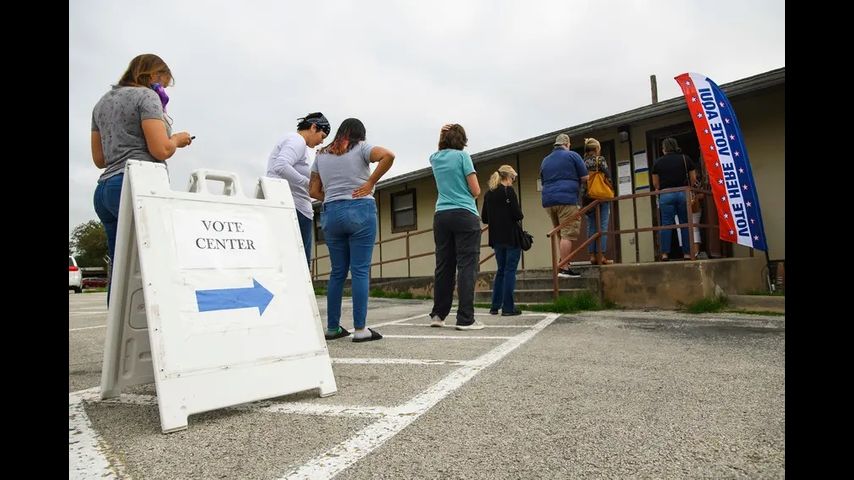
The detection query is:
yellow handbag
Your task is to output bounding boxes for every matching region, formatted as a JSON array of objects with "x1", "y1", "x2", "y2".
[{"x1": 587, "y1": 160, "x2": 614, "y2": 200}]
